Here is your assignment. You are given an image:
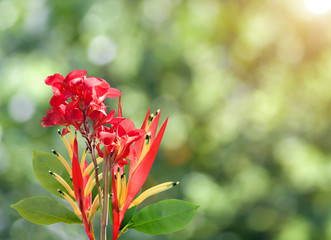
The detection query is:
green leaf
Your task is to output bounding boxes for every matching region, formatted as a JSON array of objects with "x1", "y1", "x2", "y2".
[
  {"x1": 120, "y1": 206, "x2": 137, "y2": 230},
  {"x1": 32, "y1": 151, "x2": 72, "y2": 198},
  {"x1": 11, "y1": 196, "x2": 81, "y2": 225},
  {"x1": 128, "y1": 199, "x2": 198, "y2": 235}
]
